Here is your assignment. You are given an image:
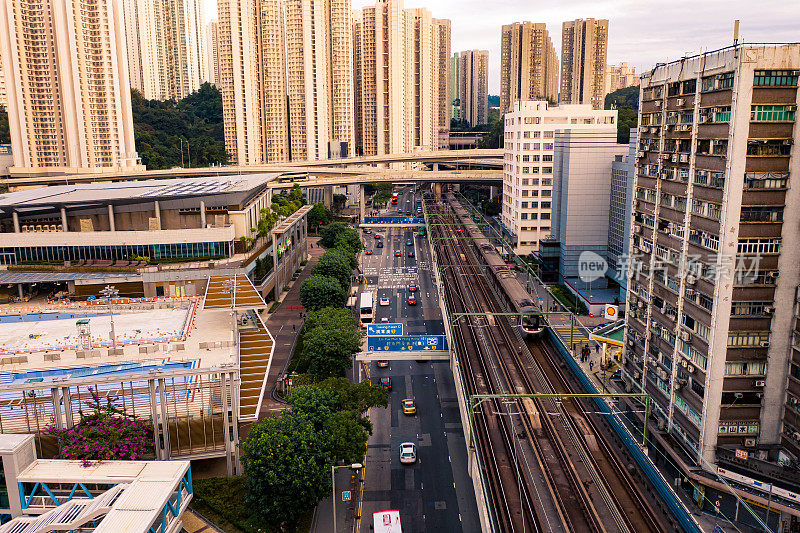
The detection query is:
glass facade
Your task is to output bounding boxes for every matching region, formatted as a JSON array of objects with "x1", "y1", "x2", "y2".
[{"x1": 0, "y1": 242, "x2": 233, "y2": 265}]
